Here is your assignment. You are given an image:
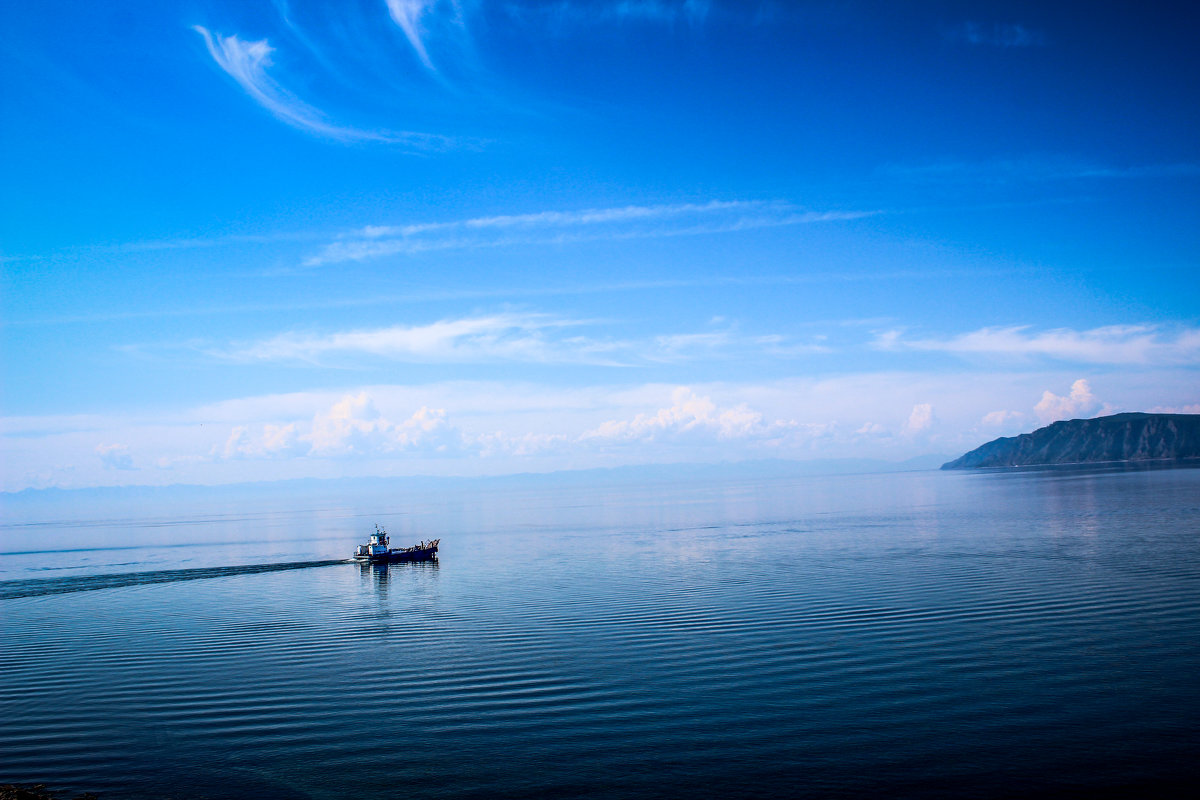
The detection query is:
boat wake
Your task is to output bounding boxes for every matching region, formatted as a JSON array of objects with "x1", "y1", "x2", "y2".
[{"x1": 0, "y1": 559, "x2": 349, "y2": 600}]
